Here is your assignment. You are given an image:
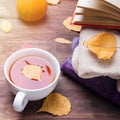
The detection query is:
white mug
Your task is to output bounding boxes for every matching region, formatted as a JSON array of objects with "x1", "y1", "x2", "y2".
[{"x1": 4, "y1": 48, "x2": 60, "y2": 112}]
